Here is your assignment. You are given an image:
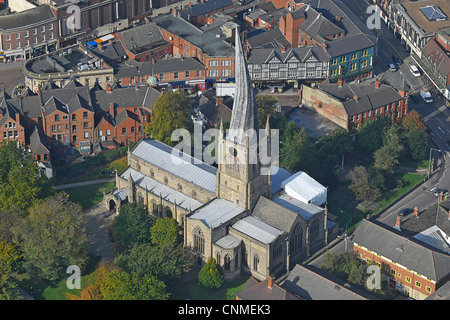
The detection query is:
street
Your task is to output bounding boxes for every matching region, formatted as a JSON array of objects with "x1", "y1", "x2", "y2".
[{"x1": 307, "y1": 0, "x2": 450, "y2": 268}]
